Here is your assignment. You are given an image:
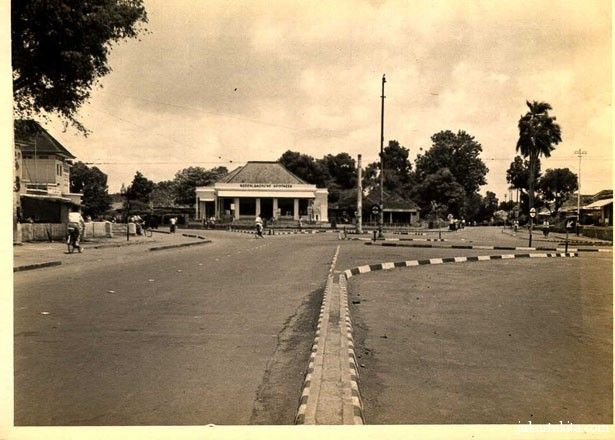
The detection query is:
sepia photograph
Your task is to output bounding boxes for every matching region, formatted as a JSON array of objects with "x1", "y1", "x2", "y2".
[{"x1": 4, "y1": 0, "x2": 613, "y2": 438}]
